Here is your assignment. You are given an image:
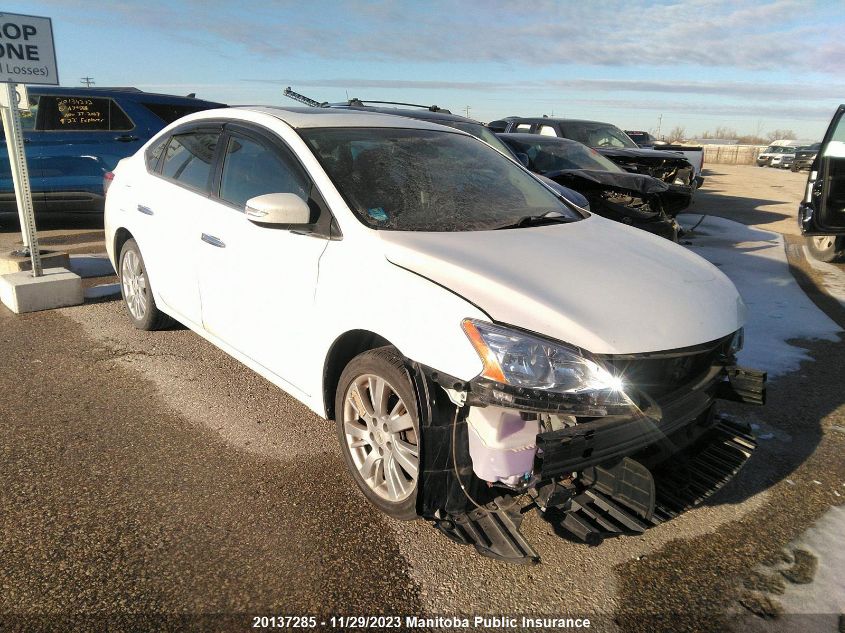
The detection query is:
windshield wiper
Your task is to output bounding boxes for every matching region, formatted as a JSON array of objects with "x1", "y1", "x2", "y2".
[{"x1": 494, "y1": 211, "x2": 577, "y2": 230}]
